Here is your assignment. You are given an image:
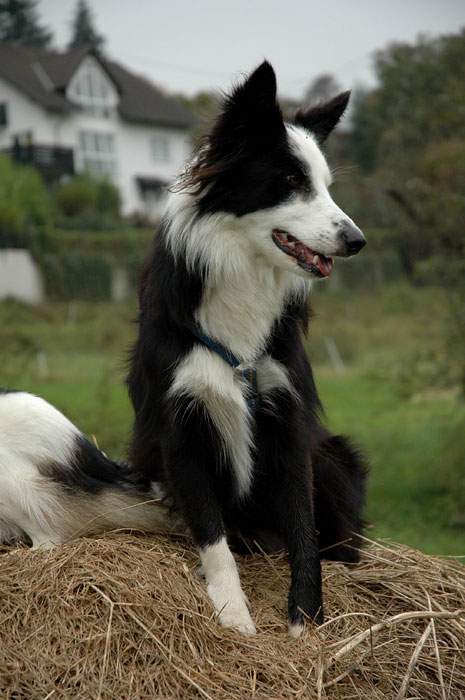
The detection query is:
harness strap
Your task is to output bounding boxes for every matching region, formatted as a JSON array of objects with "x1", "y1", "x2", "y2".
[
  {"x1": 190, "y1": 326, "x2": 242, "y2": 368},
  {"x1": 190, "y1": 325, "x2": 259, "y2": 412}
]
